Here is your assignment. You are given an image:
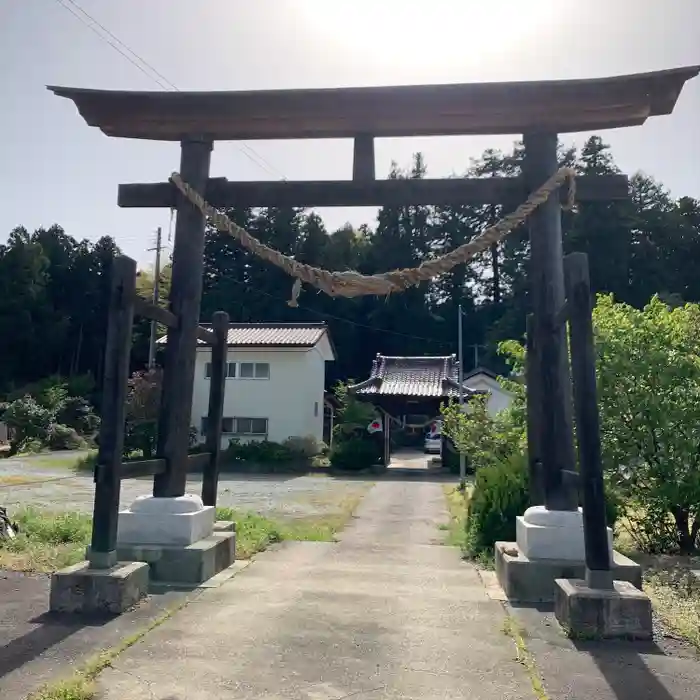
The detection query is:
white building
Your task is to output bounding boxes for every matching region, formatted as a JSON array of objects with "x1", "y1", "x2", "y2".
[
  {"x1": 184, "y1": 323, "x2": 335, "y2": 448},
  {"x1": 463, "y1": 367, "x2": 514, "y2": 416}
]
